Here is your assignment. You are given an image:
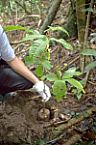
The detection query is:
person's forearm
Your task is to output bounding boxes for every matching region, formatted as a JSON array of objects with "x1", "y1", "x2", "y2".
[{"x1": 7, "y1": 57, "x2": 40, "y2": 84}]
